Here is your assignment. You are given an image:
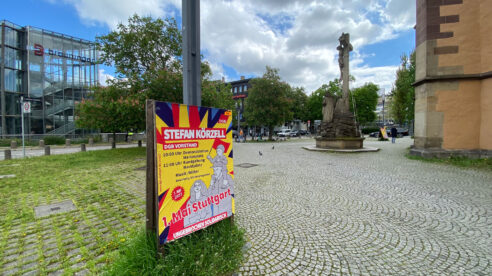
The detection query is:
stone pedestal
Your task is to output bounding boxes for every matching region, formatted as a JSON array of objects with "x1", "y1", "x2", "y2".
[
  {"x1": 316, "y1": 110, "x2": 363, "y2": 149},
  {"x1": 319, "y1": 112, "x2": 359, "y2": 138},
  {"x1": 315, "y1": 137, "x2": 364, "y2": 149}
]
